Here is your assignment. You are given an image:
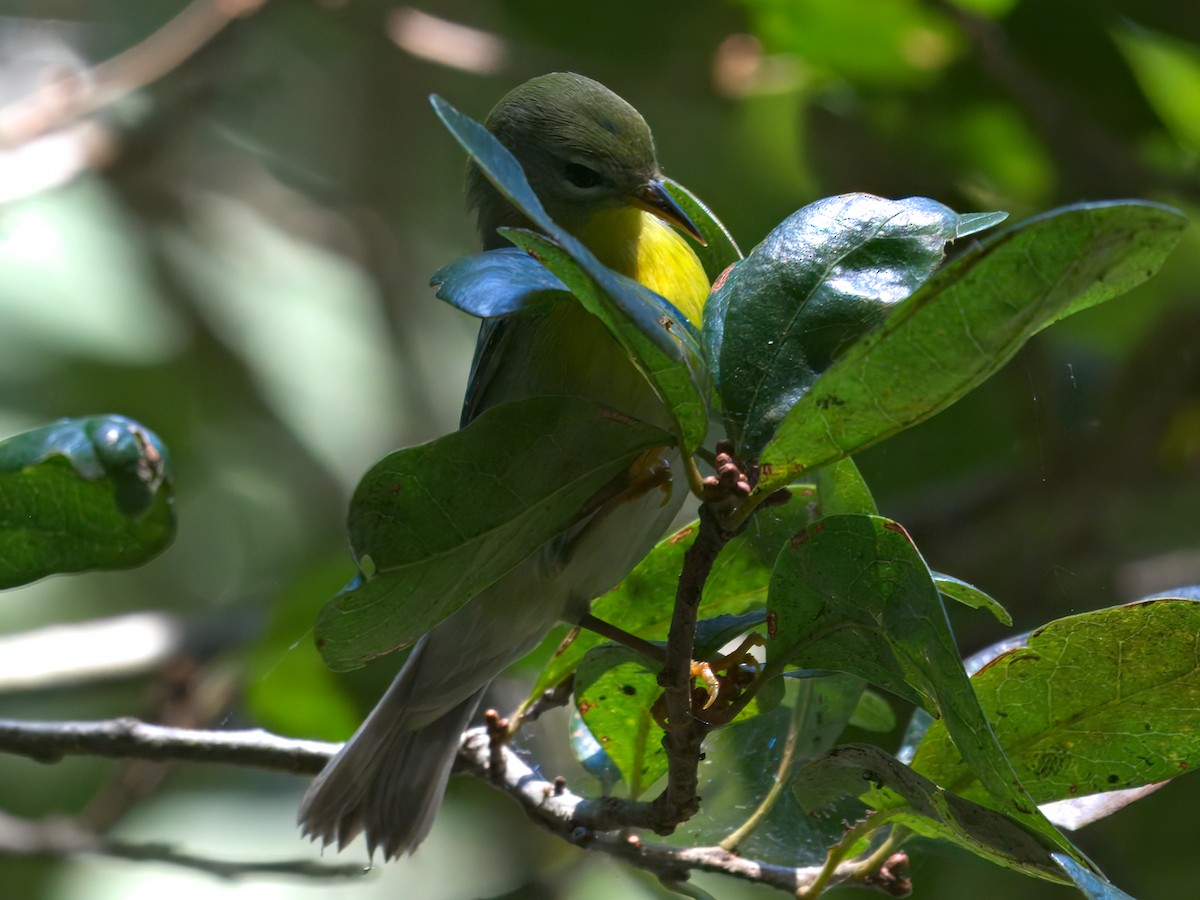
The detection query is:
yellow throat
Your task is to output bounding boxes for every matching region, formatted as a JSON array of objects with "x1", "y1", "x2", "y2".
[{"x1": 573, "y1": 205, "x2": 710, "y2": 327}]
